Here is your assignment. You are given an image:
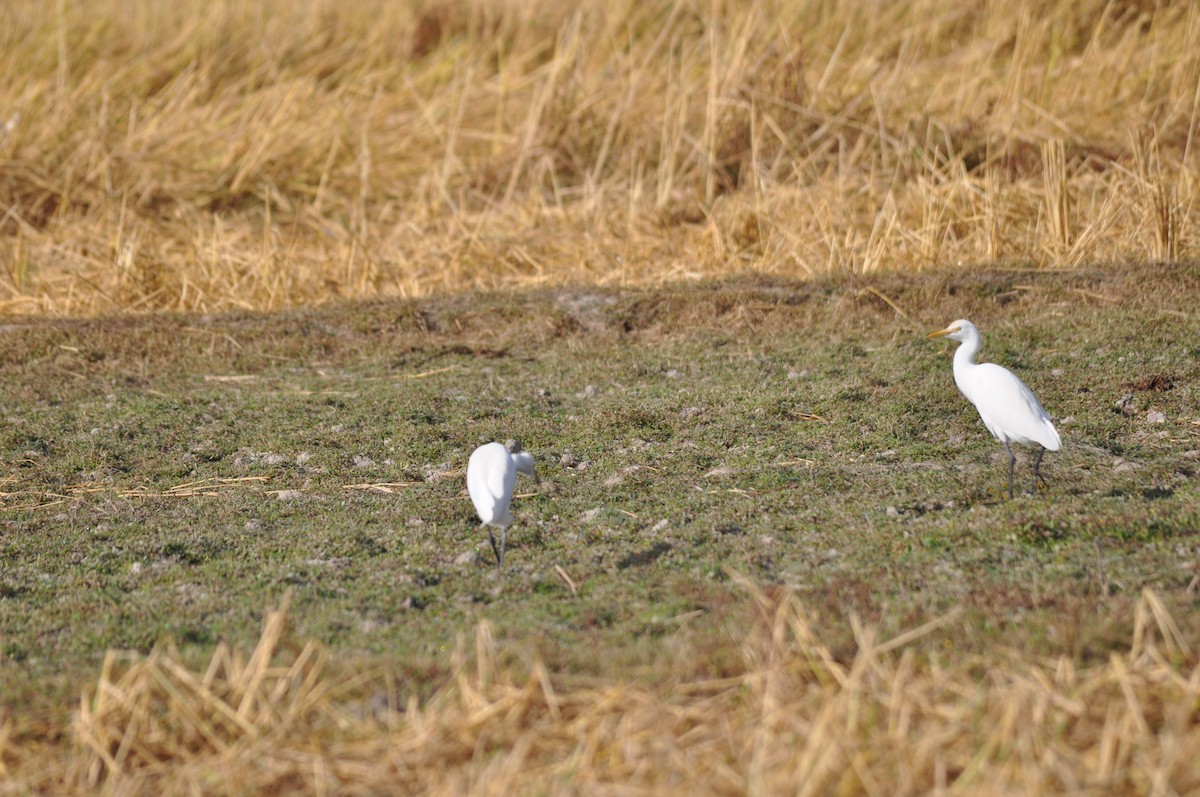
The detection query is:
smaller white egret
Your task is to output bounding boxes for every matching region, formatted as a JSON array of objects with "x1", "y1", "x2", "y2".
[
  {"x1": 927, "y1": 319, "x2": 1060, "y2": 499},
  {"x1": 466, "y1": 439, "x2": 539, "y2": 567}
]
